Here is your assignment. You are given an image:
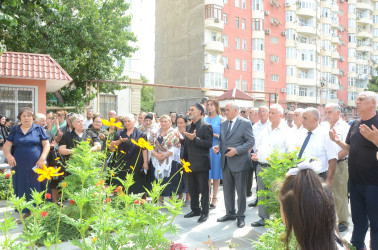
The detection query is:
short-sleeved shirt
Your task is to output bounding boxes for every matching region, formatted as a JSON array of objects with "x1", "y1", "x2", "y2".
[
  {"x1": 346, "y1": 113, "x2": 378, "y2": 185},
  {"x1": 59, "y1": 129, "x2": 99, "y2": 150}
]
